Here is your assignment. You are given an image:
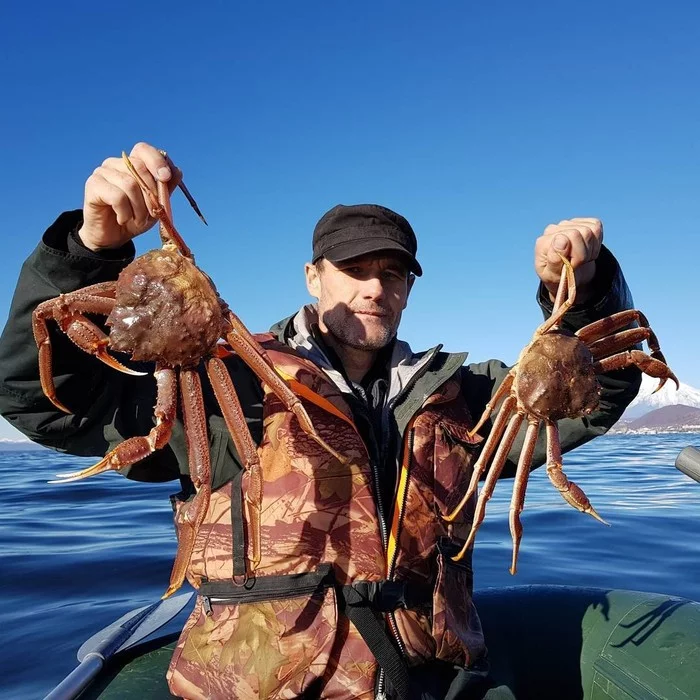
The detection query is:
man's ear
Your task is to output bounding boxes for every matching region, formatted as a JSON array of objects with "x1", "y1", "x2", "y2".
[
  {"x1": 403, "y1": 273, "x2": 416, "y2": 309},
  {"x1": 305, "y1": 262, "x2": 321, "y2": 300}
]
